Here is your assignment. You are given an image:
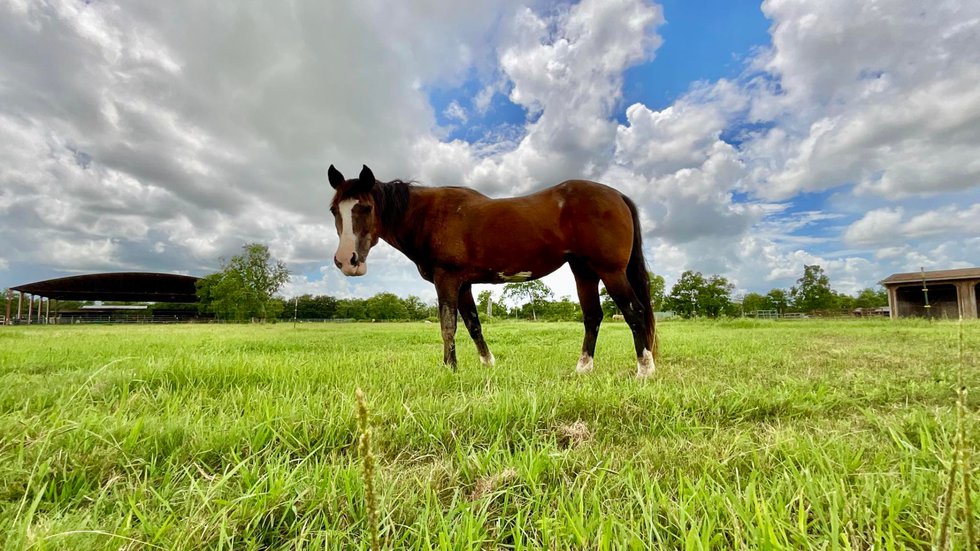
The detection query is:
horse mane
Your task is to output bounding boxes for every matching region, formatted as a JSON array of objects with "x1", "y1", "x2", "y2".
[{"x1": 372, "y1": 179, "x2": 414, "y2": 230}]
